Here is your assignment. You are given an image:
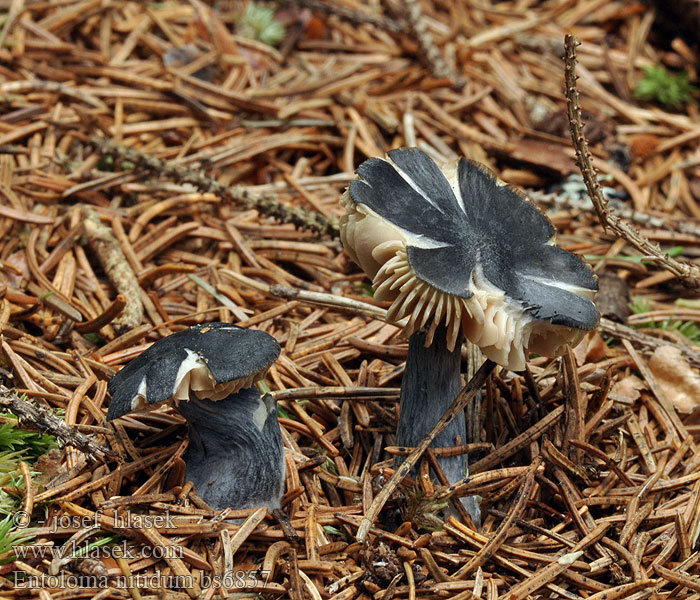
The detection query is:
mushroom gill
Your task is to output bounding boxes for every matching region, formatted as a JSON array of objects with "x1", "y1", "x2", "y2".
[{"x1": 340, "y1": 186, "x2": 596, "y2": 372}]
